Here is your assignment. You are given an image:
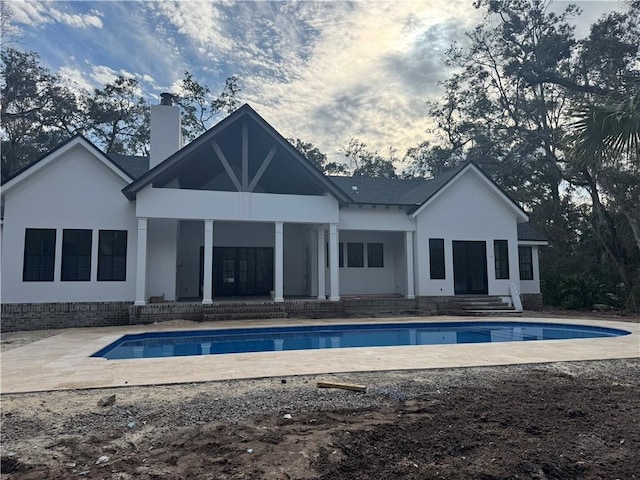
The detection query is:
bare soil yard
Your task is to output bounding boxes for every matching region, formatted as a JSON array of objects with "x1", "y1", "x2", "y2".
[
  {"x1": 1, "y1": 359, "x2": 638, "y2": 479},
  {"x1": 2, "y1": 313, "x2": 638, "y2": 478}
]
